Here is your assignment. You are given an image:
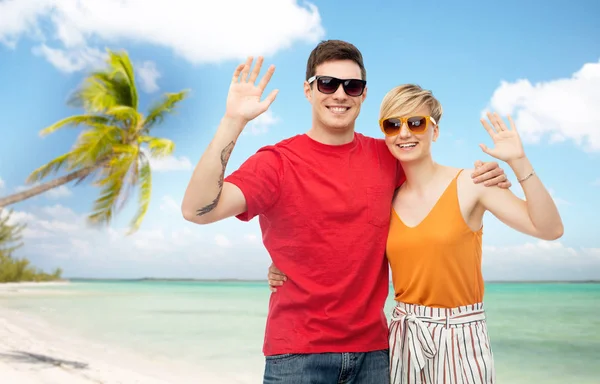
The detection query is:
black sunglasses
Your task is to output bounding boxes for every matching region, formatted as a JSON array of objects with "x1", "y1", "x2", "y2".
[{"x1": 307, "y1": 76, "x2": 366, "y2": 97}]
